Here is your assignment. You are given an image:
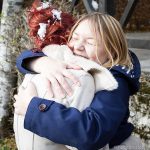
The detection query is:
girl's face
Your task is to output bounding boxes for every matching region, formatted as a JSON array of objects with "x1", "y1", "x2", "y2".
[{"x1": 68, "y1": 20, "x2": 107, "y2": 64}]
